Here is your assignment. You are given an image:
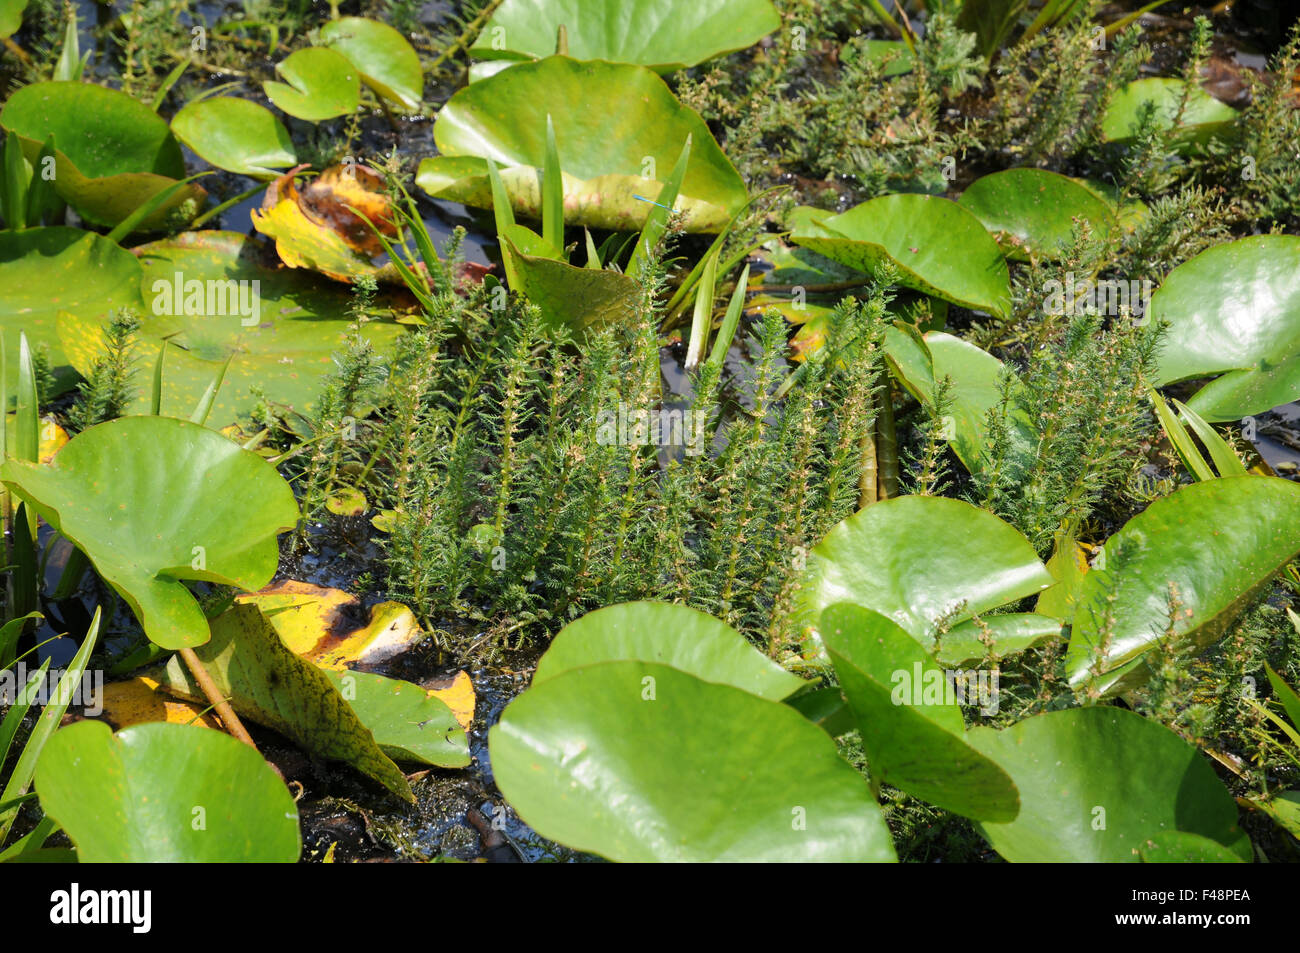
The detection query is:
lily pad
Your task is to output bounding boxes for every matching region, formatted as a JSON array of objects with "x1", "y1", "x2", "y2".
[
  {"x1": 532, "y1": 601, "x2": 805, "y2": 701},
  {"x1": 323, "y1": 669, "x2": 469, "y2": 768},
  {"x1": 171, "y1": 97, "x2": 296, "y2": 177},
  {"x1": 1101, "y1": 77, "x2": 1238, "y2": 148},
  {"x1": 157, "y1": 604, "x2": 414, "y2": 800},
  {"x1": 264, "y1": 47, "x2": 361, "y2": 122},
  {"x1": 1066, "y1": 476, "x2": 1300, "y2": 696},
  {"x1": 790, "y1": 194, "x2": 1011, "y2": 317},
  {"x1": 821, "y1": 603, "x2": 1020, "y2": 821},
  {"x1": 968, "y1": 707, "x2": 1249, "y2": 862},
  {"x1": 1138, "y1": 830, "x2": 1245, "y2": 862},
  {"x1": 885, "y1": 329, "x2": 1035, "y2": 478},
  {"x1": 1149, "y1": 235, "x2": 1300, "y2": 421},
  {"x1": 490, "y1": 661, "x2": 897, "y2": 861},
  {"x1": 0, "y1": 81, "x2": 205, "y2": 229},
  {"x1": 56, "y1": 231, "x2": 407, "y2": 428},
  {"x1": 320, "y1": 16, "x2": 423, "y2": 110},
  {"x1": 0, "y1": 416, "x2": 298, "y2": 650},
  {"x1": 35, "y1": 720, "x2": 300, "y2": 862},
  {"x1": 957, "y1": 168, "x2": 1117, "y2": 261},
  {"x1": 798, "y1": 495, "x2": 1053, "y2": 653},
  {"x1": 502, "y1": 233, "x2": 640, "y2": 333},
  {"x1": 469, "y1": 0, "x2": 780, "y2": 72},
  {"x1": 0, "y1": 226, "x2": 144, "y2": 394},
  {"x1": 1, "y1": 1, "x2": 26, "y2": 38},
  {"x1": 417, "y1": 56, "x2": 747, "y2": 232}
]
